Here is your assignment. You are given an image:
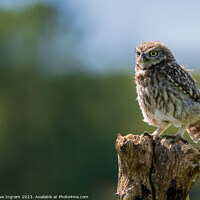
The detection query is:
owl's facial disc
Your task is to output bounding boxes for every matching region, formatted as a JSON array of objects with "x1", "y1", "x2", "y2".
[{"x1": 136, "y1": 48, "x2": 166, "y2": 69}]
